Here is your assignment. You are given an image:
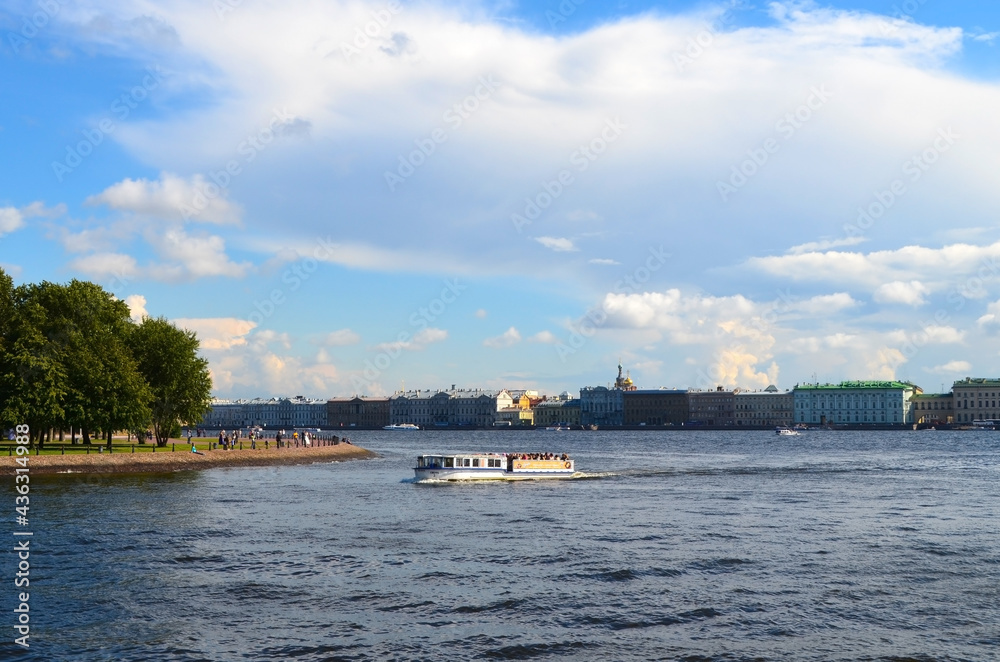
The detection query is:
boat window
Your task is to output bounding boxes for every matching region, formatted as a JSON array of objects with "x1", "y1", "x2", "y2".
[
  {"x1": 463, "y1": 458, "x2": 471, "y2": 467},
  {"x1": 444, "y1": 458, "x2": 454, "y2": 468},
  {"x1": 472, "y1": 458, "x2": 480, "y2": 467}
]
